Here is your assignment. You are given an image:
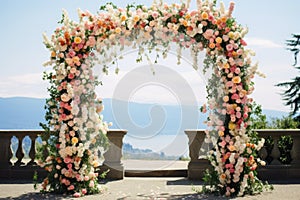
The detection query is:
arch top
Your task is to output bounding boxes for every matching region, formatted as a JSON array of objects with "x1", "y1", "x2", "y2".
[{"x1": 44, "y1": 0, "x2": 248, "y2": 72}]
